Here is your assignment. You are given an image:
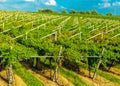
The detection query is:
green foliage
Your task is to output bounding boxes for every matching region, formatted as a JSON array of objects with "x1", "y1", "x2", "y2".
[
  {"x1": 106, "y1": 12, "x2": 112, "y2": 16},
  {"x1": 38, "y1": 8, "x2": 53, "y2": 13},
  {"x1": 70, "y1": 9, "x2": 76, "y2": 14},
  {"x1": 0, "y1": 34, "x2": 37, "y2": 67},
  {"x1": 38, "y1": 8, "x2": 43, "y2": 13},
  {"x1": 0, "y1": 10, "x2": 120, "y2": 85},
  {"x1": 91, "y1": 10, "x2": 98, "y2": 15},
  {"x1": 98, "y1": 70, "x2": 120, "y2": 85},
  {"x1": 86, "y1": 11, "x2": 91, "y2": 14},
  {"x1": 61, "y1": 10, "x2": 67, "y2": 14}
]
